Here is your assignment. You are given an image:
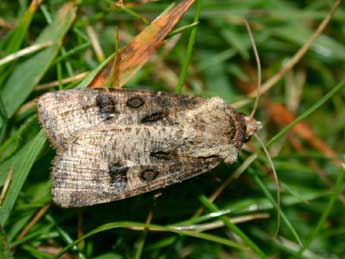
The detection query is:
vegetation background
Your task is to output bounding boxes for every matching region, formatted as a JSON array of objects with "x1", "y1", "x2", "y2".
[{"x1": 0, "y1": 0, "x2": 344, "y2": 258}]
